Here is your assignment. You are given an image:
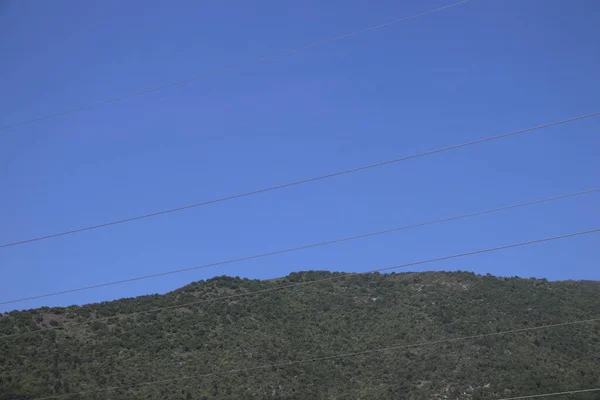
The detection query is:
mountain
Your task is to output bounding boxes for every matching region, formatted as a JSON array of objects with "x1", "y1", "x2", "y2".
[{"x1": 1, "y1": 271, "x2": 599, "y2": 399}]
